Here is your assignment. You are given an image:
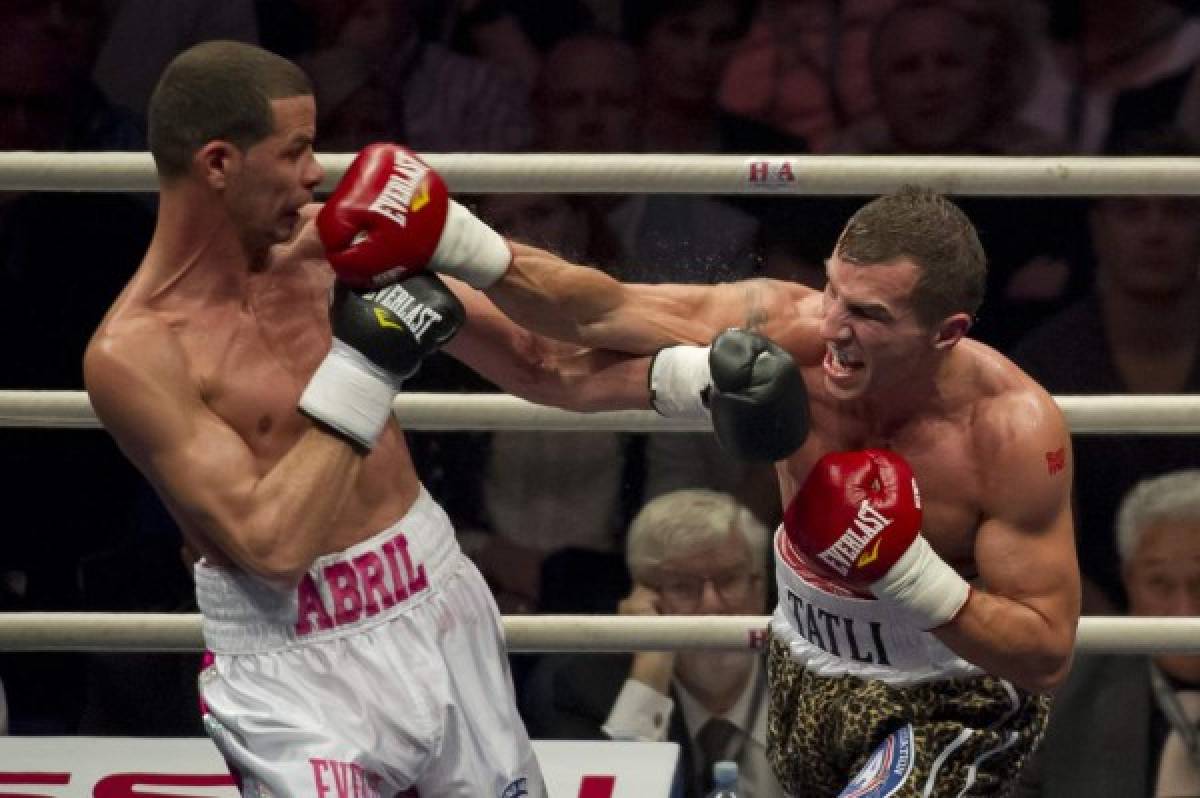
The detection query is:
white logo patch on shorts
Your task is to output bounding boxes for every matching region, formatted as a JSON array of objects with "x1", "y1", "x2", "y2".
[
  {"x1": 837, "y1": 724, "x2": 914, "y2": 798},
  {"x1": 501, "y1": 776, "x2": 529, "y2": 798}
]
